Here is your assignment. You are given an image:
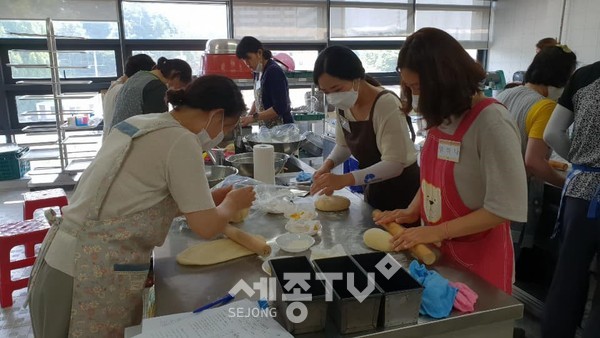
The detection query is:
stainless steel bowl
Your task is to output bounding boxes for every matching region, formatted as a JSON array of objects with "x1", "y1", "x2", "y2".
[
  {"x1": 226, "y1": 152, "x2": 290, "y2": 178},
  {"x1": 245, "y1": 134, "x2": 306, "y2": 155},
  {"x1": 205, "y1": 39, "x2": 240, "y2": 54},
  {"x1": 205, "y1": 165, "x2": 238, "y2": 188}
]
